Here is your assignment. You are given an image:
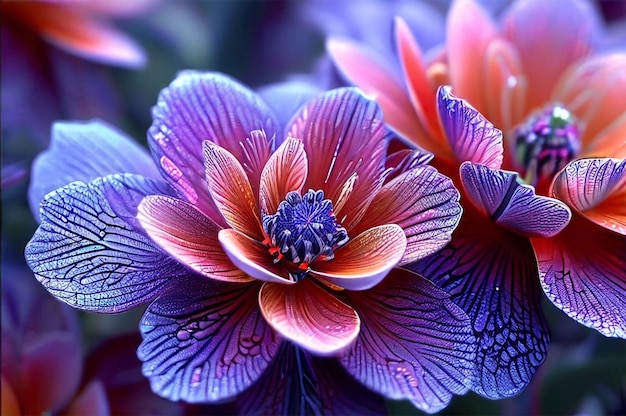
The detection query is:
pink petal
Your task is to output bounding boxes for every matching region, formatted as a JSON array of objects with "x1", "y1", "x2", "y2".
[
  {"x1": 218, "y1": 229, "x2": 295, "y2": 284},
  {"x1": 203, "y1": 141, "x2": 264, "y2": 240},
  {"x1": 258, "y1": 280, "x2": 360, "y2": 355},
  {"x1": 551, "y1": 158, "x2": 626, "y2": 234},
  {"x1": 137, "y1": 195, "x2": 252, "y2": 283},
  {"x1": 259, "y1": 137, "x2": 308, "y2": 215},
  {"x1": 311, "y1": 224, "x2": 406, "y2": 291}
]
